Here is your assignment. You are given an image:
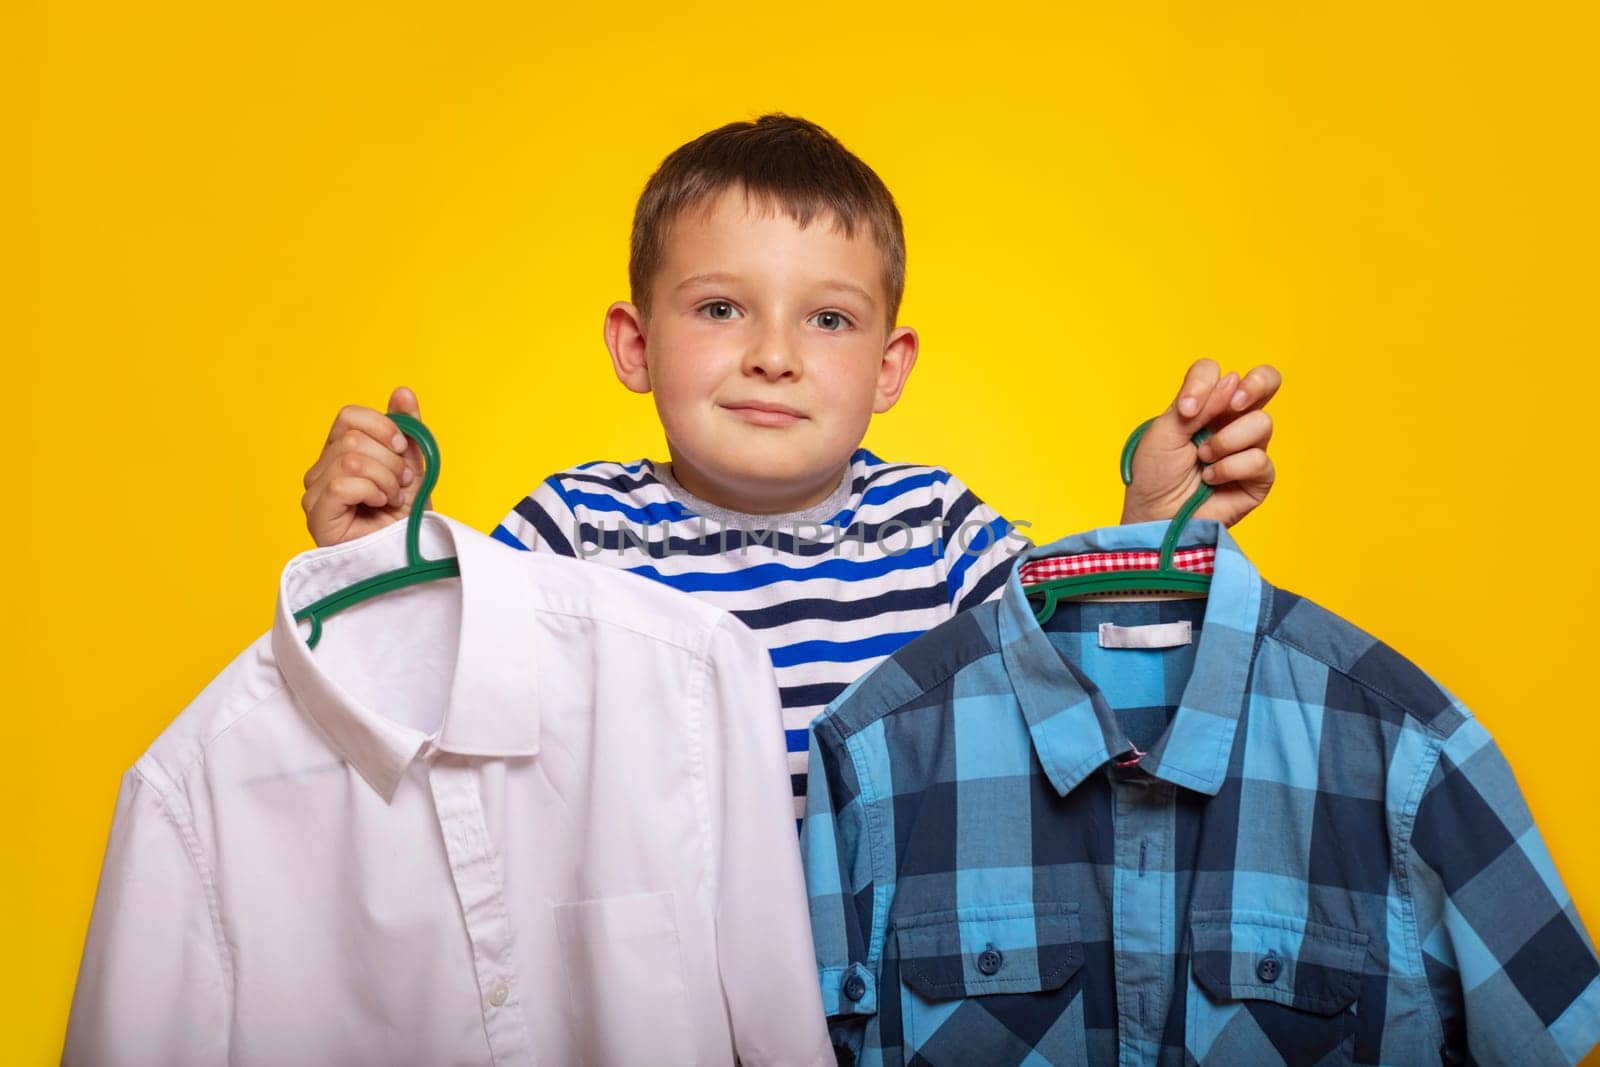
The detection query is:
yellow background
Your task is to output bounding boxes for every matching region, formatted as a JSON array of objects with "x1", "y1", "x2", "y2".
[{"x1": 8, "y1": 1, "x2": 1598, "y2": 1061}]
